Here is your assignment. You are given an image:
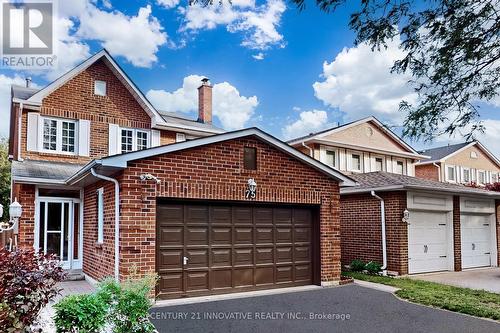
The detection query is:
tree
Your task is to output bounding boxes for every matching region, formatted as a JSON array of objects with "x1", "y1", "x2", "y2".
[
  {"x1": 0, "y1": 139, "x2": 9, "y2": 215},
  {"x1": 287, "y1": 0, "x2": 500, "y2": 142}
]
